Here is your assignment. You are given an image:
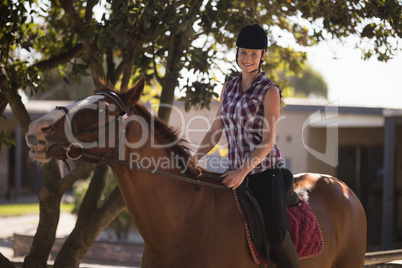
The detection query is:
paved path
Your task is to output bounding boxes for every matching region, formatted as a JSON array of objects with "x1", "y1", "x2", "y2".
[
  {"x1": 0, "y1": 212, "x2": 76, "y2": 261},
  {"x1": 0, "y1": 212, "x2": 139, "y2": 267}
]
